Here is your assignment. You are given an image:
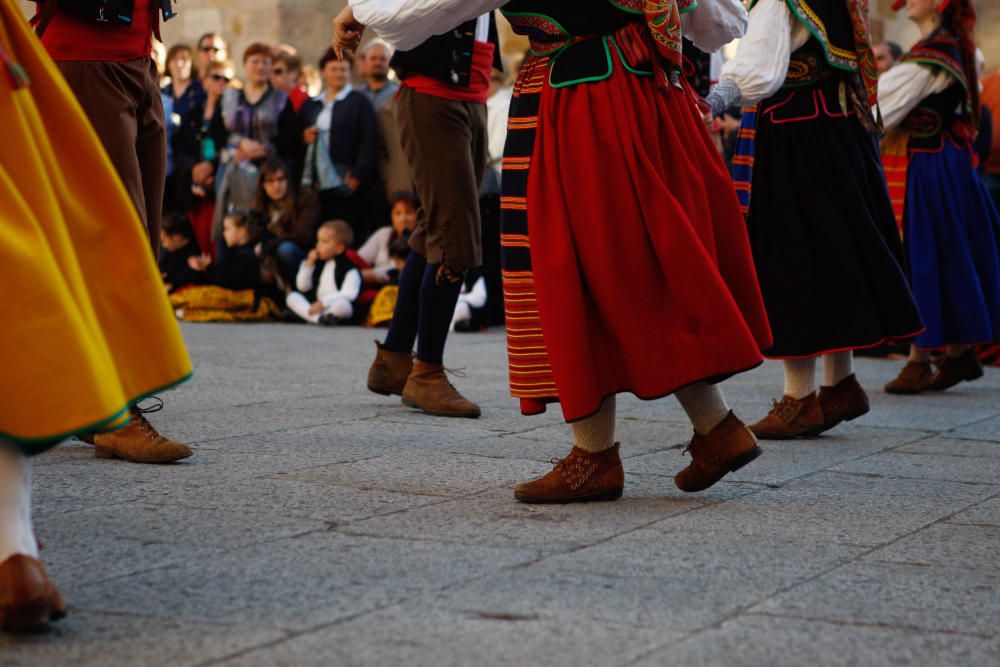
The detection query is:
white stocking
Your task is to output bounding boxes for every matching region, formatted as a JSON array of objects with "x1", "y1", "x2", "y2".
[
  {"x1": 0, "y1": 441, "x2": 38, "y2": 563},
  {"x1": 822, "y1": 351, "x2": 854, "y2": 387},
  {"x1": 675, "y1": 382, "x2": 730, "y2": 435},
  {"x1": 571, "y1": 396, "x2": 616, "y2": 453},
  {"x1": 782, "y1": 357, "x2": 817, "y2": 398}
]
